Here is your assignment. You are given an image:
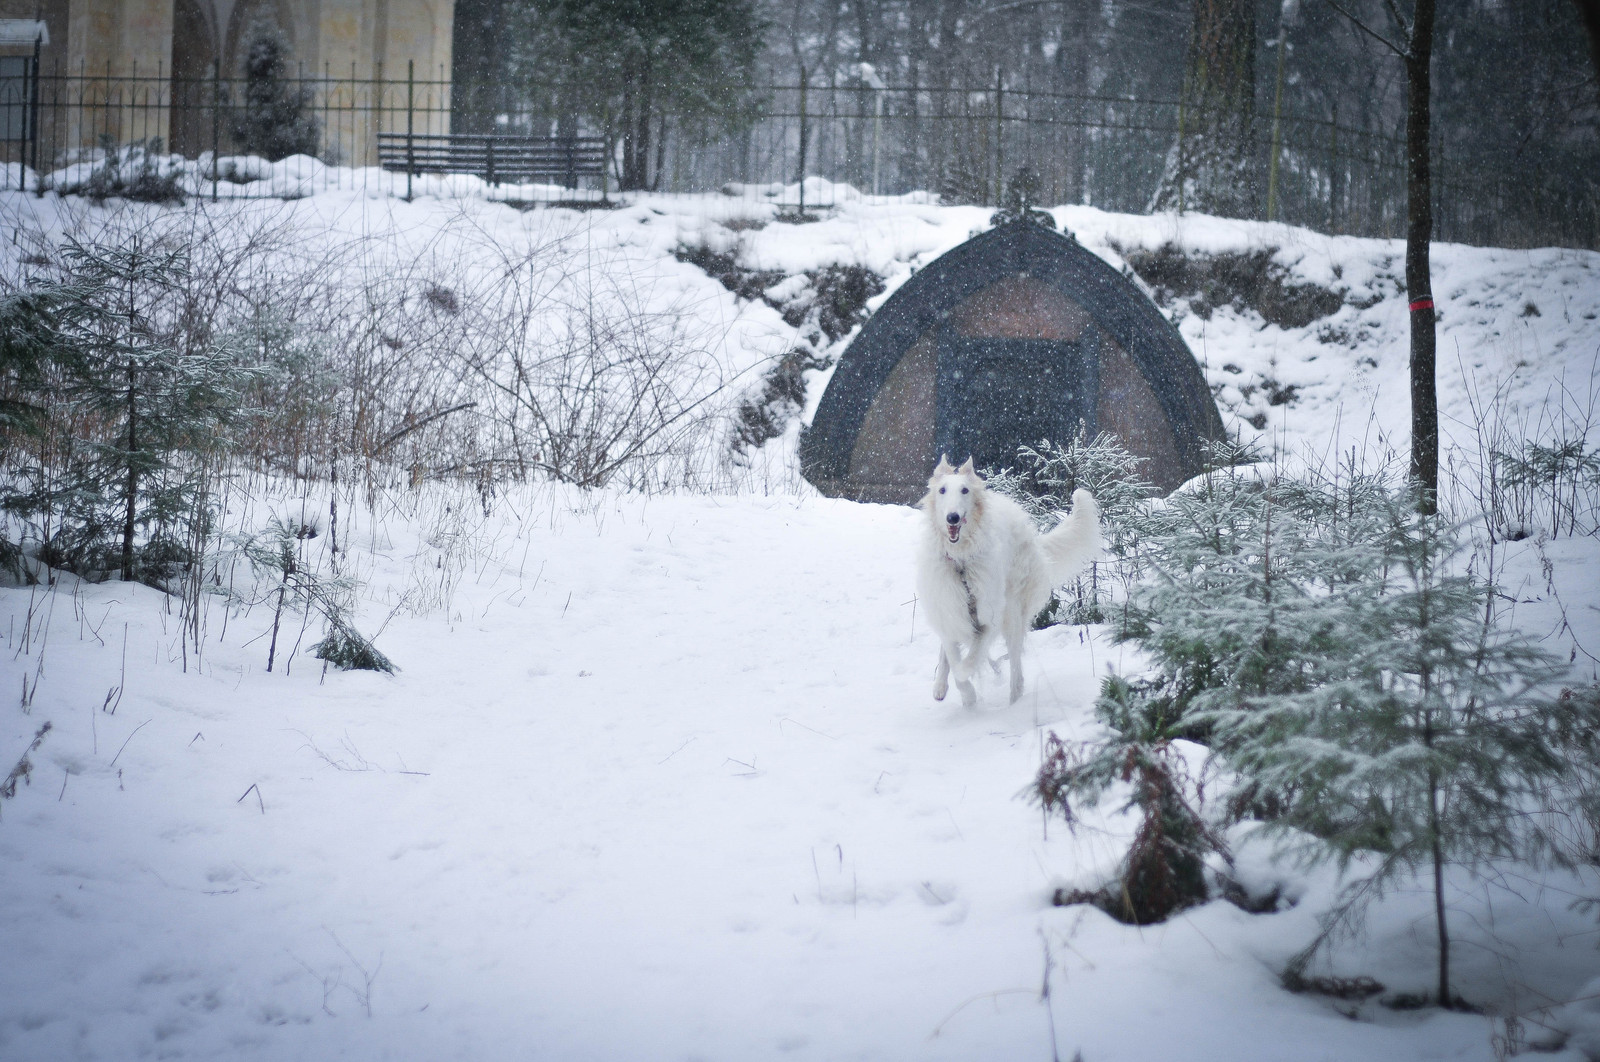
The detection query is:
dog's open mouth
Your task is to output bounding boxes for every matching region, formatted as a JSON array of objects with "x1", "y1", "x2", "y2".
[{"x1": 946, "y1": 522, "x2": 962, "y2": 543}]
